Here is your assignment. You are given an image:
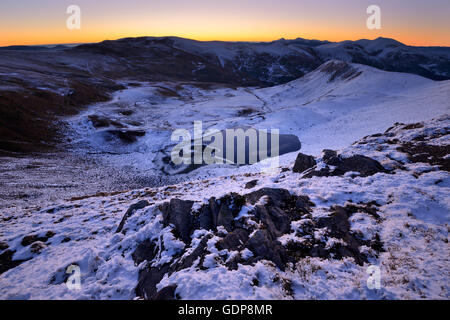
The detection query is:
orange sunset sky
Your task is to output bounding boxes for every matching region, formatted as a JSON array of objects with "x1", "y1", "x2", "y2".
[{"x1": 1, "y1": 0, "x2": 449, "y2": 47}]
